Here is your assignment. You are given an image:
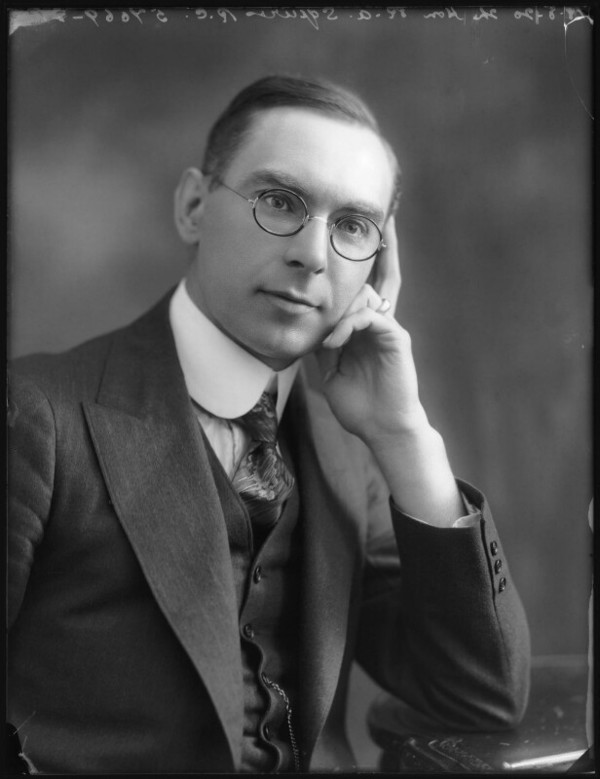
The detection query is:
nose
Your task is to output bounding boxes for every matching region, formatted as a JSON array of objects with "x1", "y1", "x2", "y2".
[{"x1": 283, "y1": 216, "x2": 330, "y2": 274}]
